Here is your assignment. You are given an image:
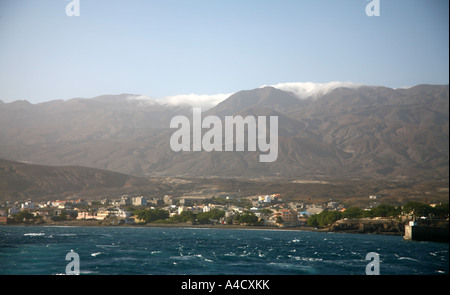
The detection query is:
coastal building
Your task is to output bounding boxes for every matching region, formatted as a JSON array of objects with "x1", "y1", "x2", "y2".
[
  {"x1": 77, "y1": 211, "x2": 97, "y2": 220},
  {"x1": 179, "y1": 196, "x2": 208, "y2": 206},
  {"x1": 96, "y1": 209, "x2": 110, "y2": 220},
  {"x1": 21, "y1": 201, "x2": 35, "y2": 210},
  {"x1": 132, "y1": 196, "x2": 147, "y2": 206},
  {"x1": 8, "y1": 206, "x2": 20, "y2": 216},
  {"x1": 164, "y1": 195, "x2": 173, "y2": 205}
]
